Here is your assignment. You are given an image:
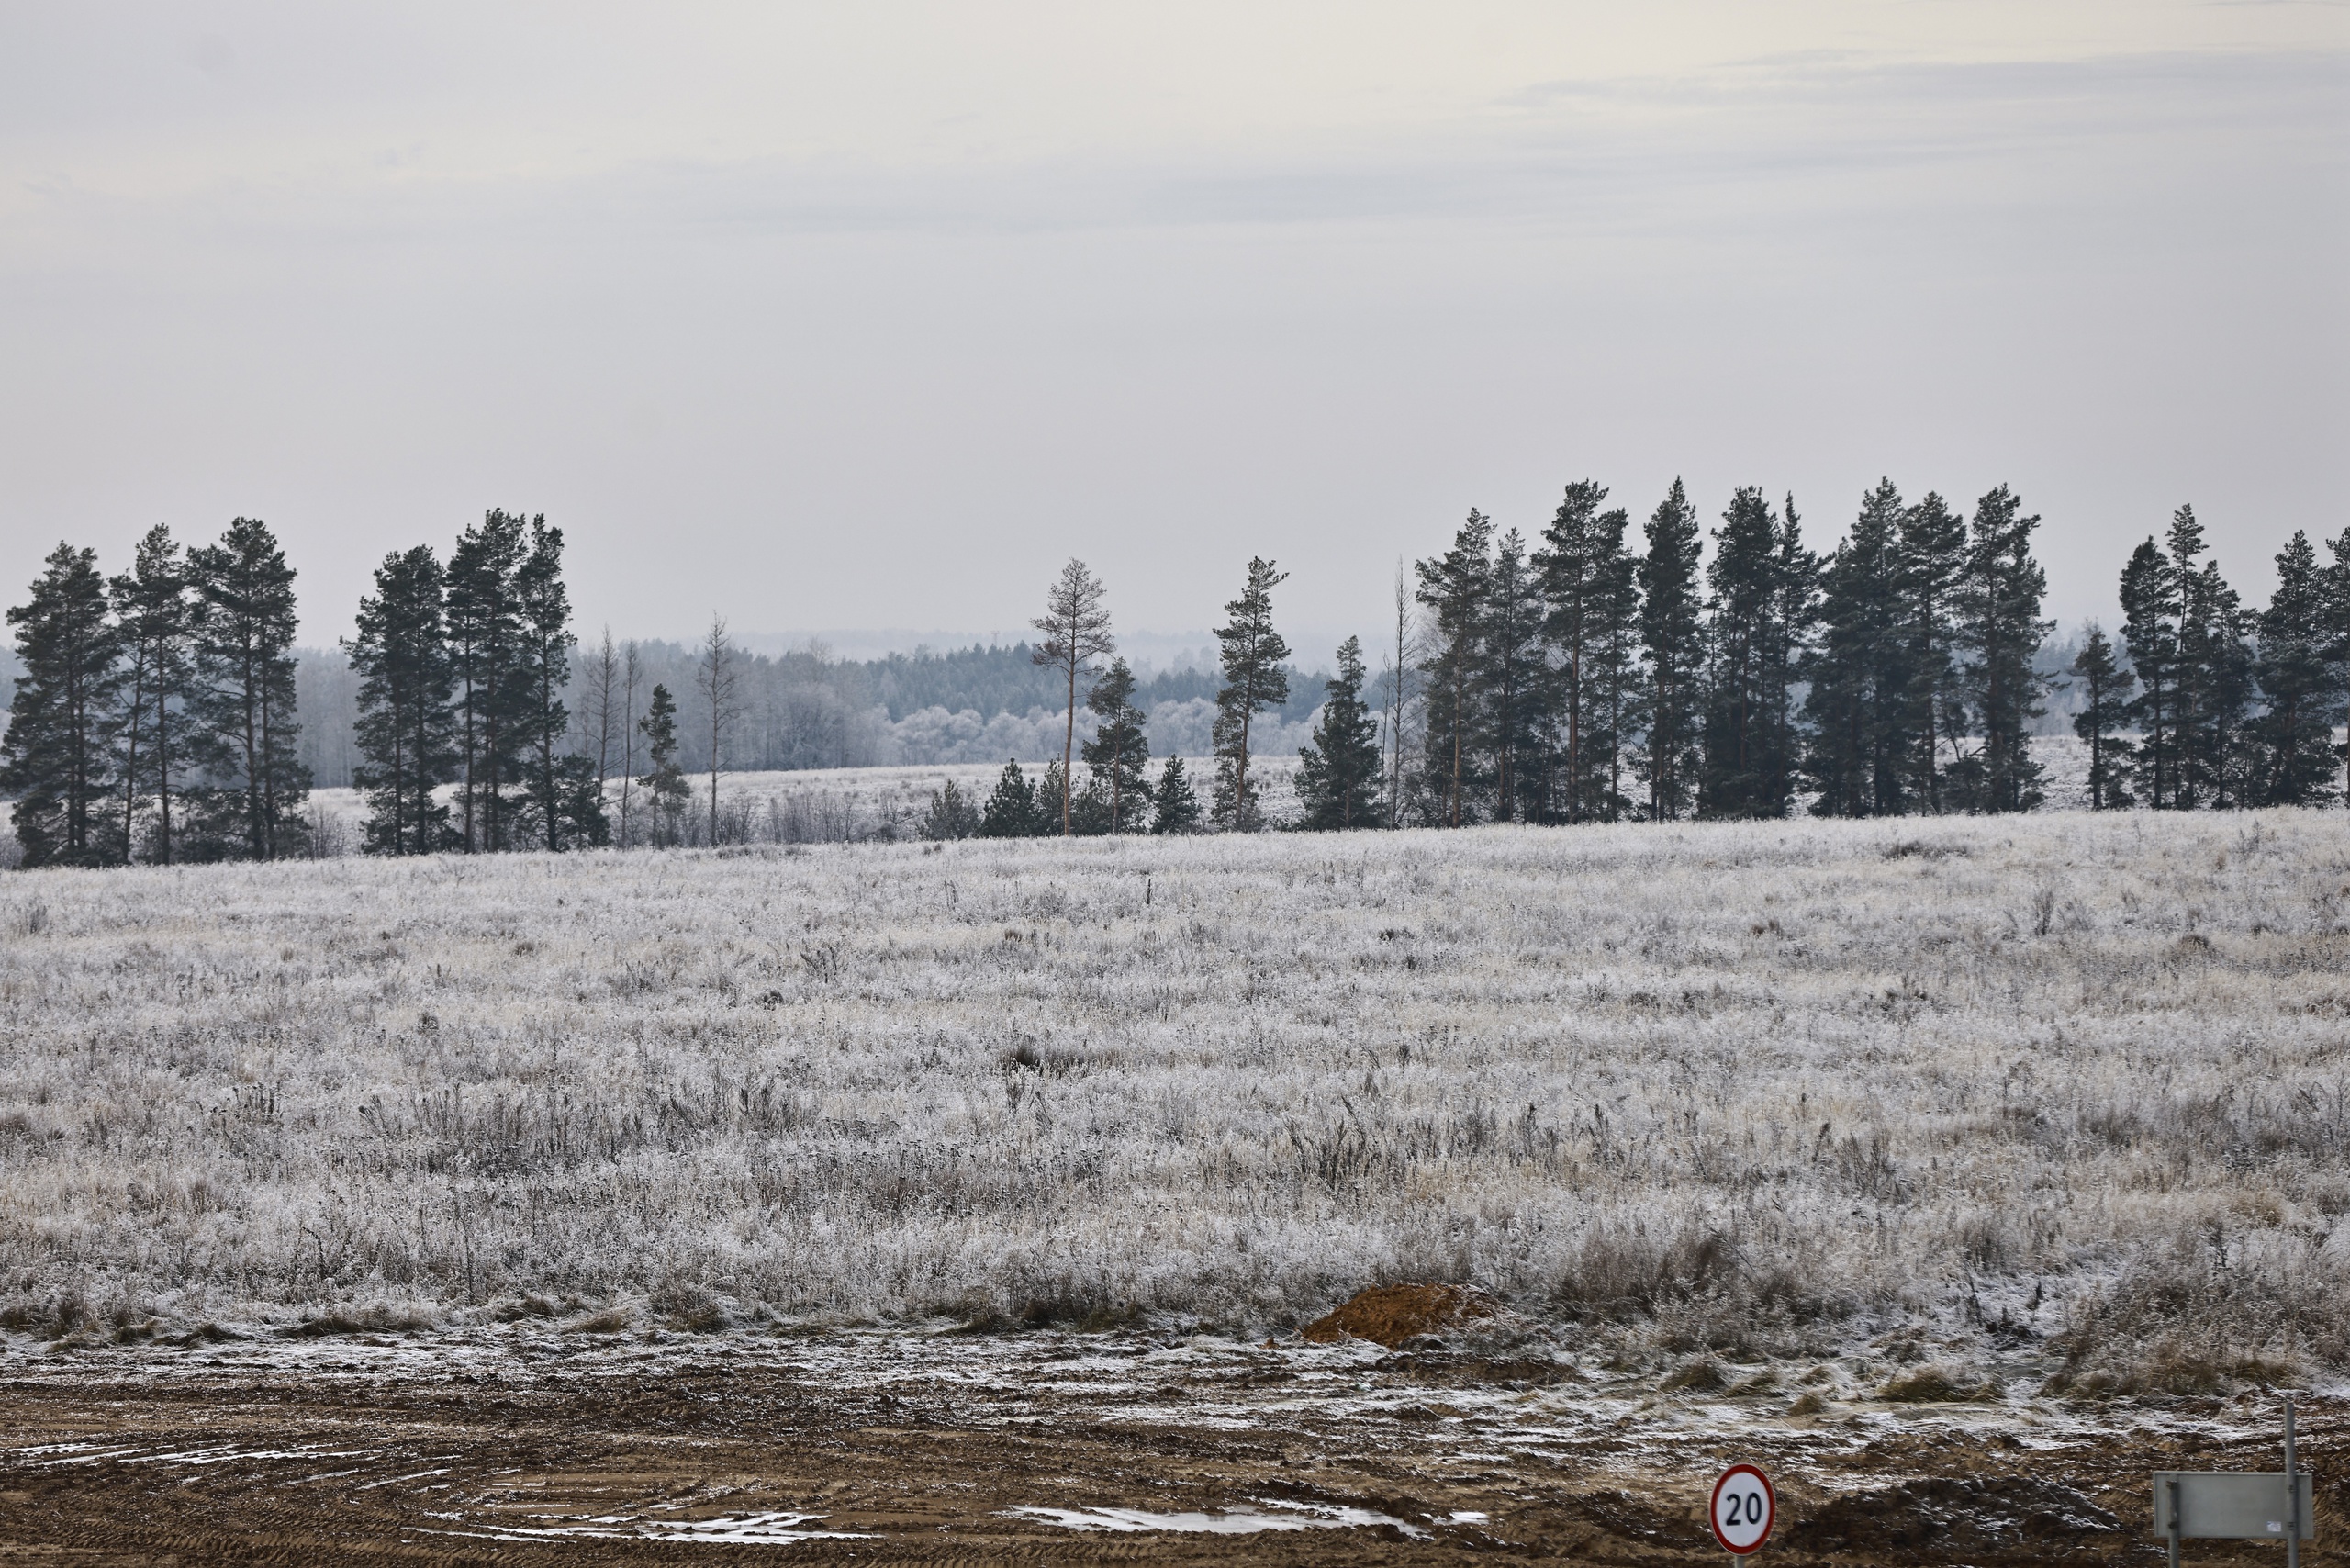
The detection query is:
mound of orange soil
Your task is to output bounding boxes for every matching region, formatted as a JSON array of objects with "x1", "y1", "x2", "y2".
[{"x1": 1299, "y1": 1283, "x2": 1497, "y2": 1349}]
